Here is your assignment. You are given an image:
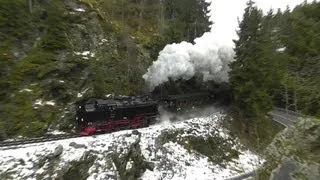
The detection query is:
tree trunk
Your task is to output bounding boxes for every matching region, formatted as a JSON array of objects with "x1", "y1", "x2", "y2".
[
  {"x1": 293, "y1": 85, "x2": 298, "y2": 112},
  {"x1": 194, "y1": 20, "x2": 197, "y2": 39},
  {"x1": 126, "y1": 49, "x2": 130, "y2": 80},
  {"x1": 138, "y1": 0, "x2": 144, "y2": 31},
  {"x1": 187, "y1": 27, "x2": 190, "y2": 42},
  {"x1": 121, "y1": 0, "x2": 125, "y2": 23},
  {"x1": 27, "y1": 0, "x2": 33, "y2": 13},
  {"x1": 284, "y1": 83, "x2": 289, "y2": 113},
  {"x1": 158, "y1": 1, "x2": 165, "y2": 35}
]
